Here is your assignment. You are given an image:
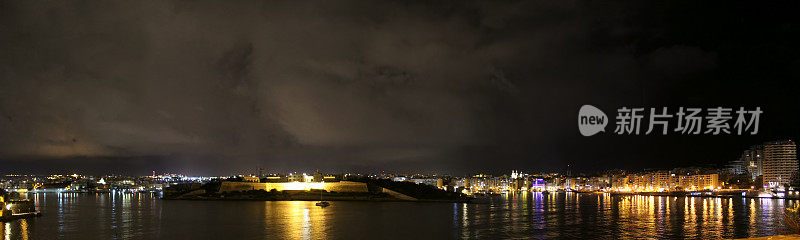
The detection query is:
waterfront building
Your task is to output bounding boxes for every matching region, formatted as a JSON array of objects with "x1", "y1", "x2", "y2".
[
  {"x1": 243, "y1": 176, "x2": 260, "y2": 183},
  {"x1": 410, "y1": 178, "x2": 439, "y2": 187},
  {"x1": 628, "y1": 174, "x2": 650, "y2": 191},
  {"x1": 743, "y1": 146, "x2": 764, "y2": 180},
  {"x1": 694, "y1": 174, "x2": 719, "y2": 190},
  {"x1": 313, "y1": 171, "x2": 324, "y2": 182},
  {"x1": 731, "y1": 145, "x2": 765, "y2": 180},
  {"x1": 652, "y1": 171, "x2": 672, "y2": 189},
  {"x1": 611, "y1": 175, "x2": 629, "y2": 190},
  {"x1": 531, "y1": 179, "x2": 545, "y2": 191},
  {"x1": 586, "y1": 176, "x2": 610, "y2": 191},
  {"x1": 762, "y1": 140, "x2": 798, "y2": 189},
  {"x1": 287, "y1": 173, "x2": 305, "y2": 182},
  {"x1": 613, "y1": 172, "x2": 718, "y2": 192},
  {"x1": 726, "y1": 158, "x2": 748, "y2": 175},
  {"x1": 545, "y1": 176, "x2": 564, "y2": 191}
]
